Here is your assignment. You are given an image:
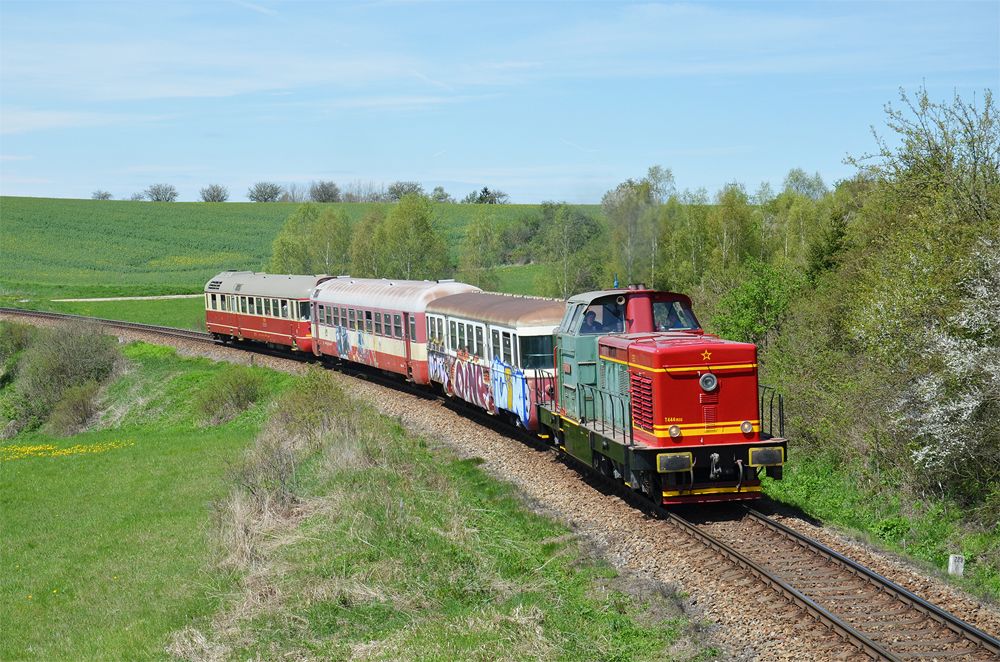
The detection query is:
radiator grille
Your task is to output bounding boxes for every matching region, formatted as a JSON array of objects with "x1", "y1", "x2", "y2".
[{"x1": 630, "y1": 372, "x2": 654, "y2": 431}]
